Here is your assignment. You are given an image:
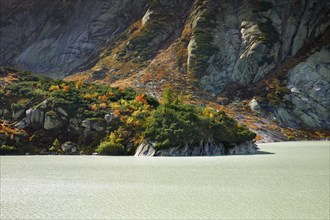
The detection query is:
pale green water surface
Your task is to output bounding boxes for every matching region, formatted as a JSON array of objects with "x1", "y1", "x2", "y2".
[{"x1": 1, "y1": 141, "x2": 329, "y2": 219}]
